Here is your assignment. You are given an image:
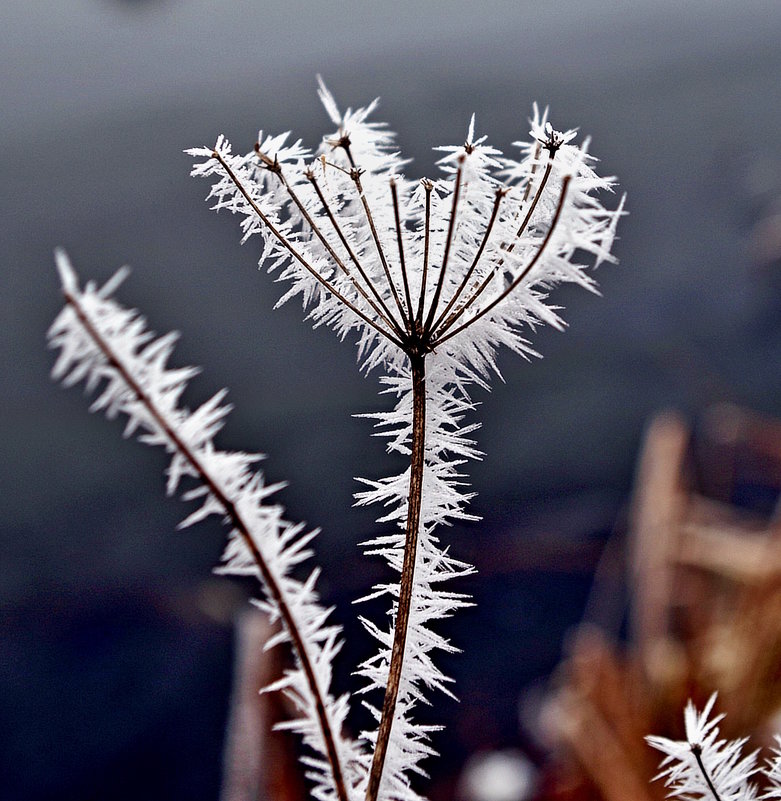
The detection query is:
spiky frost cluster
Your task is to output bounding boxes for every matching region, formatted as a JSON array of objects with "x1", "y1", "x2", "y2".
[
  {"x1": 50, "y1": 81, "x2": 623, "y2": 801},
  {"x1": 647, "y1": 695, "x2": 781, "y2": 801}
]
